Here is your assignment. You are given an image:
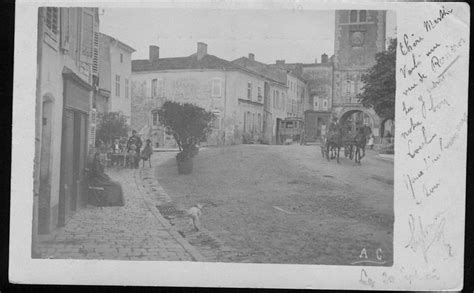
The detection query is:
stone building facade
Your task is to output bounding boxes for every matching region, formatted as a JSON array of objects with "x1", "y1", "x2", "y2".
[
  {"x1": 34, "y1": 7, "x2": 99, "y2": 243},
  {"x1": 97, "y1": 33, "x2": 135, "y2": 124},
  {"x1": 131, "y1": 43, "x2": 268, "y2": 148},
  {"x1": 233, "y1": 55, "x2": 307, "y2": 144},
  {"x1": 300, "y1": 57, "x2": 334, "y2": 141},
  {"x1": 332, "y1": 10, "x2": 386, "y2": 137}
]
